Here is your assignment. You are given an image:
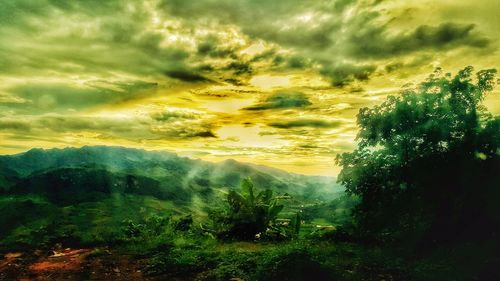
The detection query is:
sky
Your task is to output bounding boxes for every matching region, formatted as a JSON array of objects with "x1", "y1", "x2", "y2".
[{"x1": 0, "y1": 0, "x2": 499, "y2": 176}]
